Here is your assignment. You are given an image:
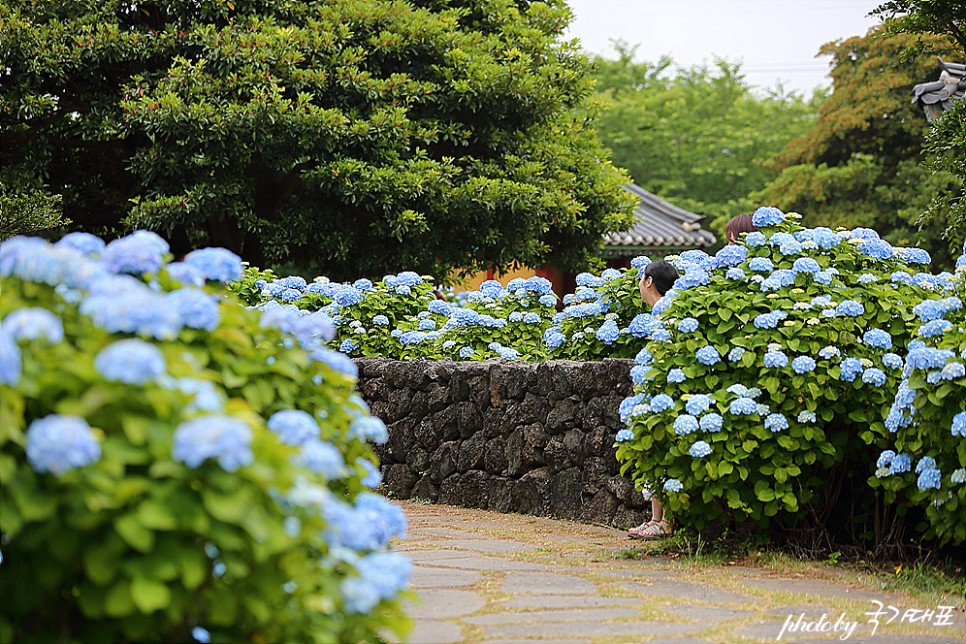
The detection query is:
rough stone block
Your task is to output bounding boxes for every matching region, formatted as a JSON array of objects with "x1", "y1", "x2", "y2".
[
  {"x1": 483, "y1": 436, "x2": 508, "y2": 474},
  {"x1": 383, "y1": 463, "x2": 420, "y2": 498}
]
